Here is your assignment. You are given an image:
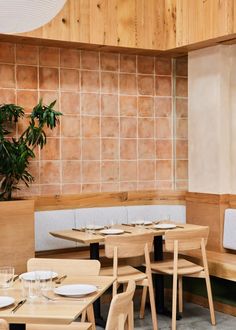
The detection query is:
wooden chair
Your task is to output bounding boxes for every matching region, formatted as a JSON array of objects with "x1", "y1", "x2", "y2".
[
  {"x1": 101, "y1": 233, "x2": 158, "y2": 330},
  {"x1": 27, "y1": 258, "x2": 101, "y2": 330},
  {"x1": 150, "y1": 227, "x2": 216, "y2": 330},
  {"x1": 0, "y1": 319, "x2": 8, "y2": 330},
  {"x1": 105, "y1": 280, "x2": 136, "y2": 330}
]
